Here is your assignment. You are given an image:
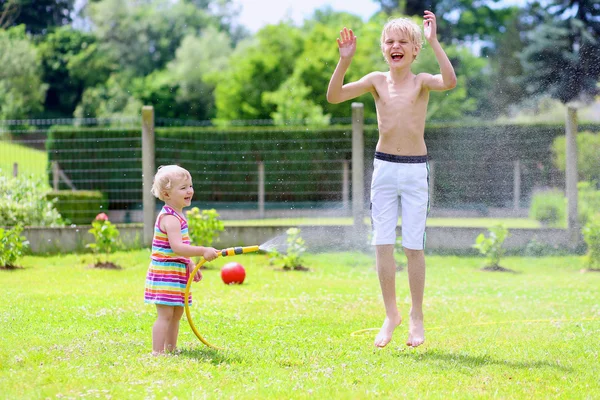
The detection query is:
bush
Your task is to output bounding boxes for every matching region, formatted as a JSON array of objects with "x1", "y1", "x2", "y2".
[
  {"x1": 0, "y1": 173, "x2": 64, "y2": 227},
  {"x1": 578, "y1": 181, "x2": 600, "y2": 227},
  {"x1": 552, "y1": 131, "x2": 600, "y2": 183},
  {"x1": 86, "y1": 213, "x2": 121, "y2": 265},
  {"x1": 529, "y1": 189, "x2": 566, "y2": 227},
  {"x1": 582, "y1": 214, "x2": 600, "y2": 269},
  {"x1": 0, "y1": 225, "x2": 29, "y2": 268},
  {"x1": 529, "y1": 183, "x2": 600, "y2": 227},
  {"x1": 270, "y1": 227, "x2": 307, "y2": 270},
  {"x1": 45, "y1": 190, "x2": 107, "y2": 225},
  {"x1": 186, "y1": 207, "x2": 224, "y2": 247},
  {"x1": 473, "y1": 224, "x2": 509, "y2": 268}
]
